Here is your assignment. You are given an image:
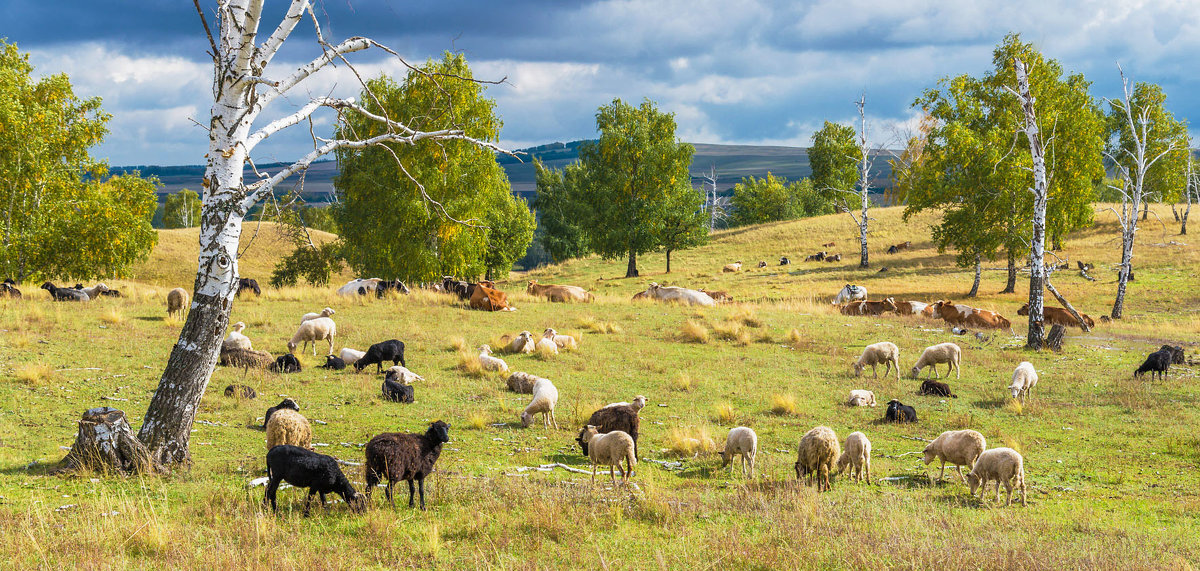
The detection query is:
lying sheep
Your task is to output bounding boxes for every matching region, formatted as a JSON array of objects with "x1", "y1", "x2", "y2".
[
  {"x1": 300, "y1": 307, "x2": 336, "y2": 324},
  {"x1": 535, "y1": 332, "x2": 559, "y2": 355},
  {"x1": 478, "y1": 345, "x2": 508, "y2": 373},
  {"x1": 266, "y1": 408, "x2": 312, "y2": 450},
  {"x1": 722, "y1": 261, "x2": 743, "y2": 272},
  {"x1": 76, "y1": 283, "x2": 110, "y2": 299},
  {"x1": 922, "y1": 429, "x2": 986, "y2": 484},
  {"x1": 223, "y1": 384, "x2": 257, "y2": 399},
  {"x1": 853, "y1": 341, "x2": 900, "y2": 380},
  {"x1": 836, "y1": 431, "x2": 872, "y2": 484},
  {"x1": 794, "y1": 426, "x2": 840, "y2": 492},
  {"x1": 218, "y1": 347, "x2": 273, "y2": 370},
  {"x1": 363, "y1": 421, "x2": 451, "y2": 510},
  {"x1": 505, "y1": 371, "x2": 543, "y2": 394},
  {"x1": 41, "y1": 282, "x2": 88, "y2": 301},
  {"x1": 543, "y1": 328, "x2": 578, "y2": 350},
  {"x1": 319, "y1": 355, "x2": 346, "y2": 370},
  {"x1": 264, "y1": 445, "x2": 366, "y2": 515},
  {"x1": 339, "y1": 347, "x2": 366, "y2": 366},
  {"x1": 287, "y1": 317, "x2": 336, "y2": 356},
  {"x1": 580, "y1": 426, "x2": 636, "y2": 484},
  {"x1": 919, "y1": 379, "x2": 957, "y2": 398},
  {"x1": 911, "y1": 342, "x2": 961, "y2": 379},
  {"x1": 520, "y1": 377, "x2": 559, "y2": 429},
  {"x1": 885, "y1": 399, "x2": 917, "y2": 423},
  {"x1": 718, "y1": 426, "x2": 758, "y2": 477},
  {"x1": 505, "y1": 331, "x2": 536, "y2": 354},
  {"x1": 1009, "y1": 361, "x2": 1039, "y2": 401},
  {"x1": 967, "y1": 447, "x2": 1027, "y2": 507},
  {"x1": 222, "y1": 321, "x2": 252, "y2": 352},
  {"x1": 269, "y1": 353, "x2": 301, "y2": 373},
  {"x1": 847, "y1": 389, "x2": 877, "y2": 407},
  {"x1": 166, "y1": 287, "x2": 189, "y2": 318},
  {"x1": 605, "y1": 395, "x2": 647, "y2": 411},
  {"x1": 382, "y1": 378, "x2": 414, "y2": 403}
]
